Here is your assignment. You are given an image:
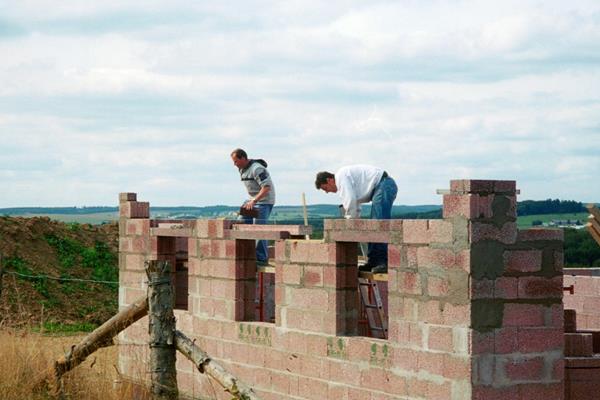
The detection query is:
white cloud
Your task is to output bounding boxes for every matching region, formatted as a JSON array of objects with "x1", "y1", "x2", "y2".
[{"x1": 0, "y1": 0, "x2": 599, "y2": 207}]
